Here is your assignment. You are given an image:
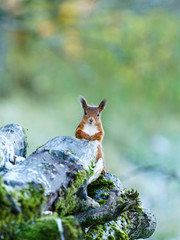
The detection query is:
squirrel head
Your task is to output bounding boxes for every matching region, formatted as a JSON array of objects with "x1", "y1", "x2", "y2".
[{"x1": 79, "y1": 97, "x2": 107, "y2": 126}]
